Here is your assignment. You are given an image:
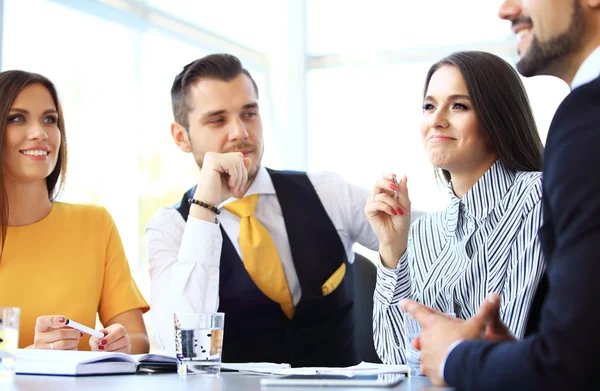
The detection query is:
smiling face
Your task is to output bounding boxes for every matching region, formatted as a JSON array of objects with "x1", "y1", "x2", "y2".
[
  {"x1": 421, "y1": 65, "x2": 497, "y2": 176},
  {"x1": 498, "y1": 0, "x2": 586, "y2": 78},
  {"x1": 3, "y1": 83, "x2": 61, "y2": 185}
]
